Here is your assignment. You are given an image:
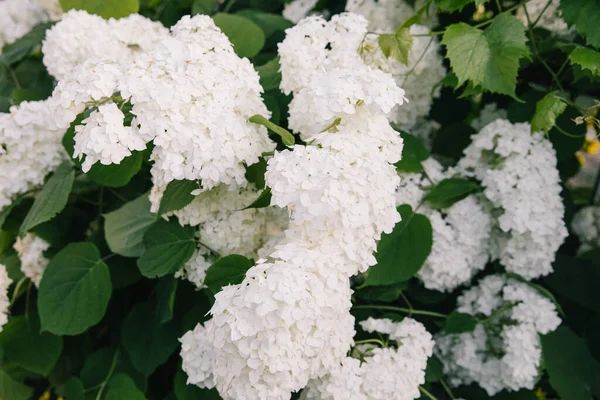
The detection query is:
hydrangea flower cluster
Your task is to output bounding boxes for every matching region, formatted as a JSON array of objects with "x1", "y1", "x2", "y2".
[
  {"x1": 571, "y1": 205, "x2": 600, "y2": 253},
  {"x1": 0, "y1": 0, "x2": 49, "y2": 51},
  {"x1": 180, "y1": 13, "x2": 412, "y2": 399},
  {"x1": 13, "y1": 233, "x2": 50, "y2": 287},
  {"x1": 0, "y1": 264, "x2": 11, "y2": 333},
  {"x1": 301, "y1": 317, "x2": 434, "y2": 399},
  {"x1": 282, "y1": 0, "x2": 319, "y2": 23},
  {"x1": 346, "y1": 0, "x2": 446, "y2": 131},
  {"x1": 436, "y1": 275, "x2": 561, "y2": 395},
  {"x1": 395, "y1": 159, "x2": 492, "y2": 292},
  {"x1": 469, "y1": 103, "x2": 508, "y2": 131},
  {"x1": 516, "y1": 0, "x2": 569, "y2": 35},
  {"x1": 0, "y1": 99, "x2": 67, "y2": 210},
  {"x1": 457, "y1": 119, "x2": 567, "y2": 279}
]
